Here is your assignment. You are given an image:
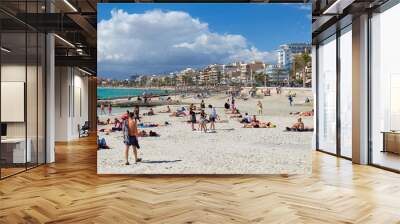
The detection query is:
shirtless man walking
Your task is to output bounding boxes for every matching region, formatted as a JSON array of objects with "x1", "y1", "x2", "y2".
[{"x1": 123, "y1": 112, "x2": 142, "y2": 165}]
